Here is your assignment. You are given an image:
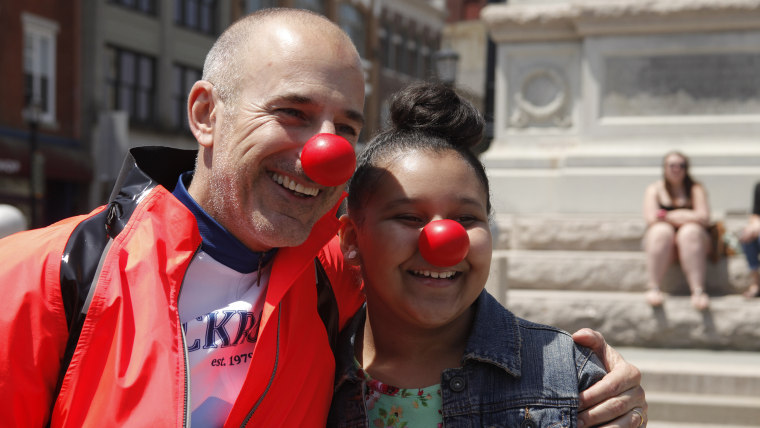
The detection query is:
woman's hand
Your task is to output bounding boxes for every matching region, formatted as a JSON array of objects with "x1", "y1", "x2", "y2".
[{"x1": 573, "y1": 329, "x2": 647, "y2": 428}]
